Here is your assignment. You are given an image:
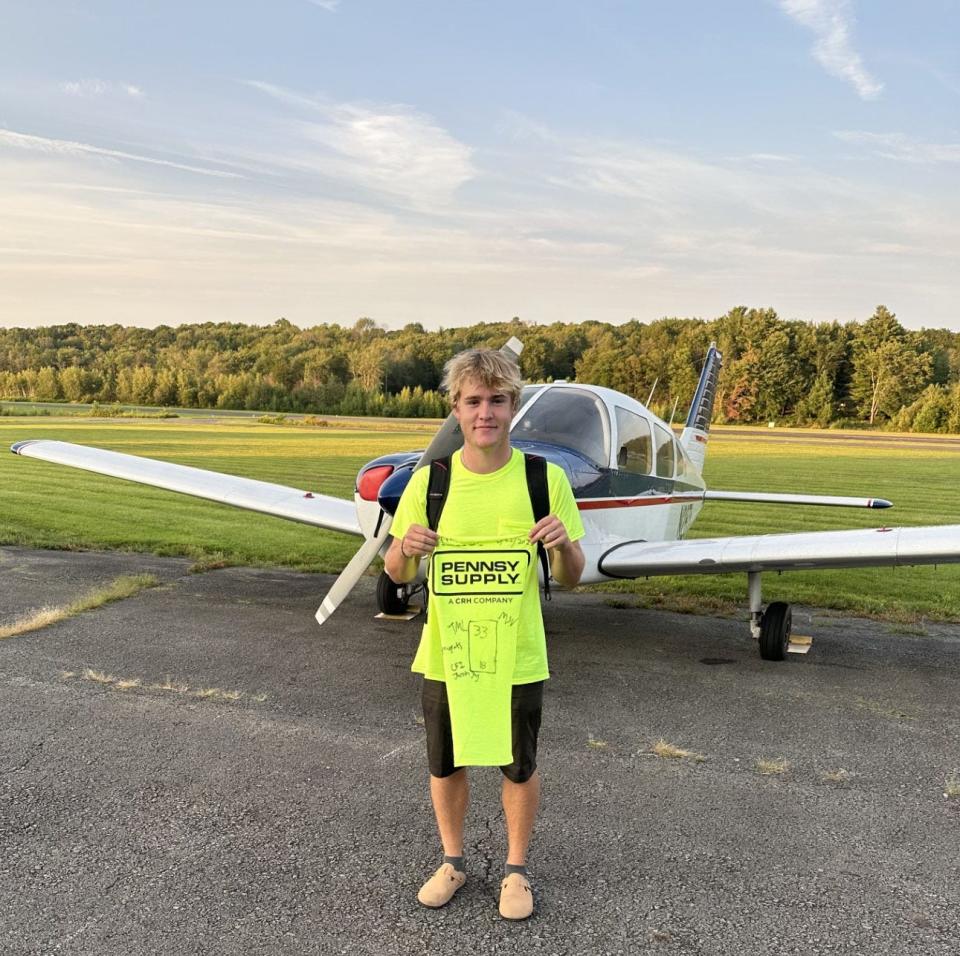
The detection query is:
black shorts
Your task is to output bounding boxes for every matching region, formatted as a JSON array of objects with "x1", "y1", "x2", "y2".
[{"x1": 421, "y1": 678, "x2": 544, "y2": 784}]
